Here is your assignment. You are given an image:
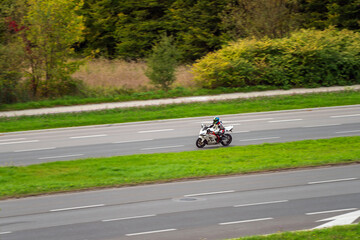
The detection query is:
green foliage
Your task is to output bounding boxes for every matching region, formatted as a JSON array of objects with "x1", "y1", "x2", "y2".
[
  {"x1": 168, "y1": 0, "x2": 229, "y2": 62},
  {"x1": 80, "y1": 0, "x2": 121, "y2": 58},
  {"x1": 0, "y1": 42, "x2": 24, "y2": 104},
  {"x1": 299, "y1": 0, "x2": 360, "y2": 31},
  {"x1": 80, "y1": 0, "x2": 175, "y2": 59},
  {"x1": 115, "y1": 0, "x2": 174, "y2": 60},
  {"x1": 77, "y1": 0, "x2": 359, "y2": 62},
  {"x1": 1, "y1": 0, "x2": 360, "y2": 105},
  {"x1": 21, "y1": 0, "x2": 85, "y2": 98},
  {"x1": 80, "y1": 0, "x2": 230, "y2": 61},
  {"x1": 221, "y1": 0, "x2": 300, "y2": 40},
  {"x1": 193, "y1": 28, "x2": 360, "y2": 89},
  {"x1": 146, "y1": 35, "x2": 180, "y2": 90},
  {"x1": 0, "y1": 0, "x2": 22, "y2": 43}
]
